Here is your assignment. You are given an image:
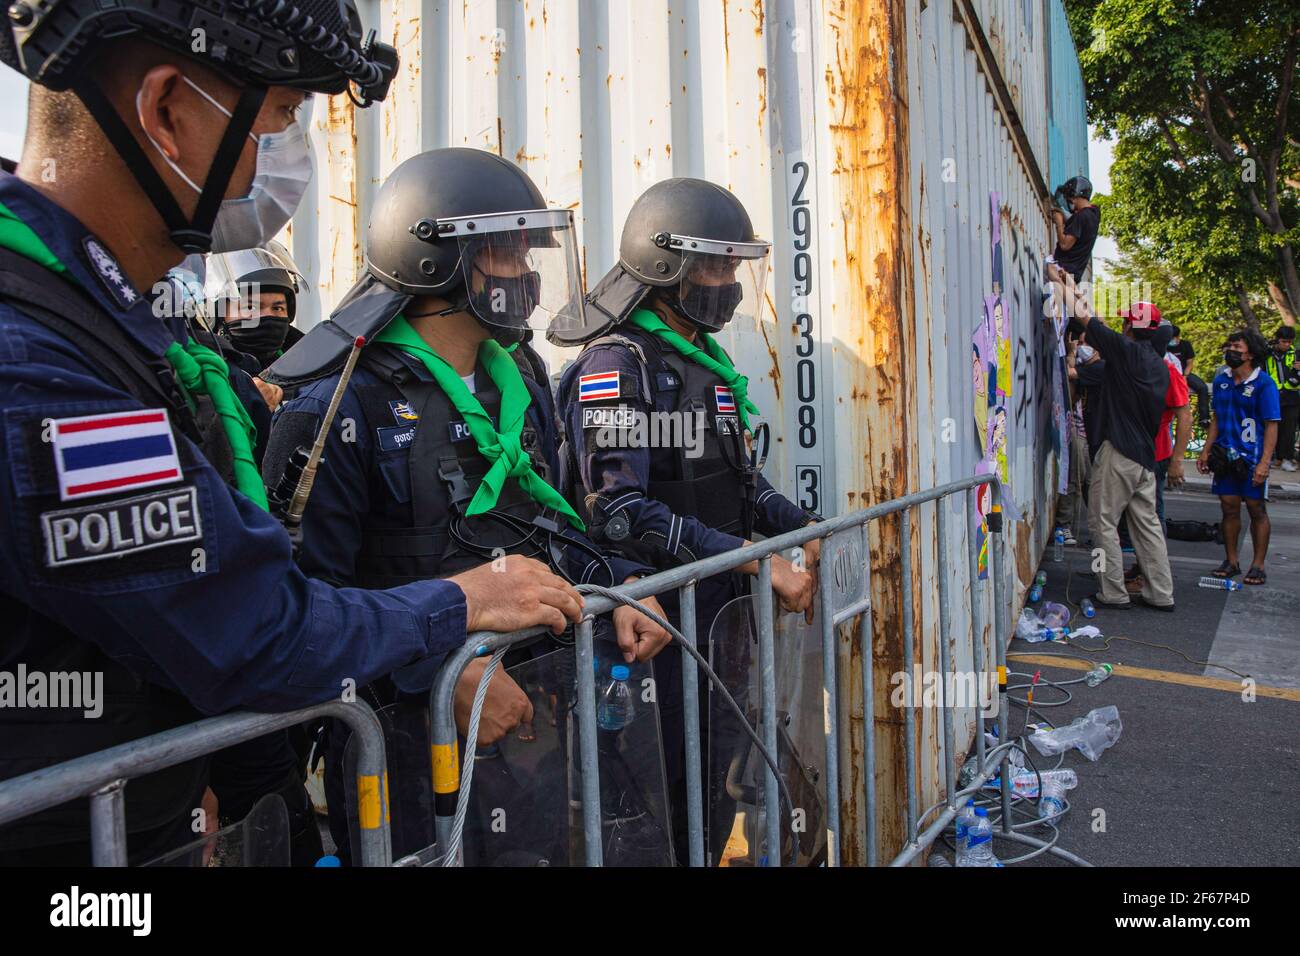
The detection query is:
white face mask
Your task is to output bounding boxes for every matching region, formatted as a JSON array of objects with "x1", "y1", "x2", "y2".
[
  {"x1": 1076, "y1": 344, "x2": 1096, "y2": 363},
  {"x1": 139, "y1": 76, "x2": 313, "y2": 253}
]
